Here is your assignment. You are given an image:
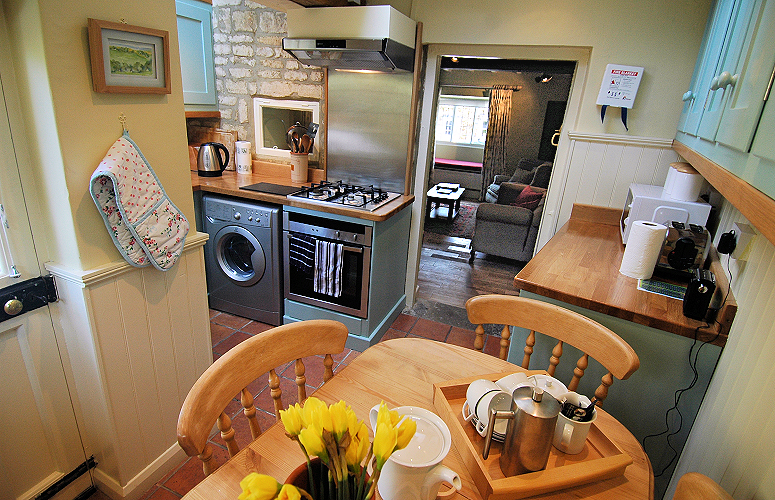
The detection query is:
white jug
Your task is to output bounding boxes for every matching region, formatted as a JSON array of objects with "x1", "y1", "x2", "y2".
[{"x1": 369, "y1": 405, "x2": 462, "y2": 500}]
